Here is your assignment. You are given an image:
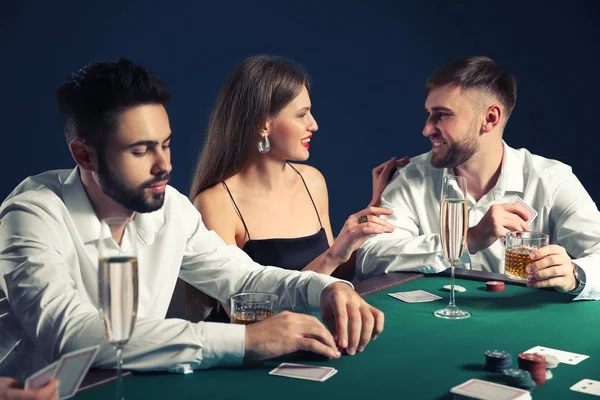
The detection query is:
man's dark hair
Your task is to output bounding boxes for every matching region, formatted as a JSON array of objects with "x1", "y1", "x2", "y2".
[
  {"x1": 425, "y1": 56, "x2": 517, "y2": 121},
  {"x1": 57, "y1": 58, "x2": 170, "y2": 153}
]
